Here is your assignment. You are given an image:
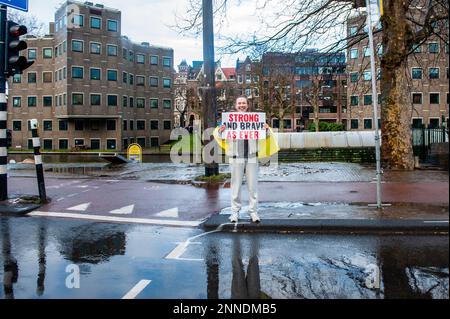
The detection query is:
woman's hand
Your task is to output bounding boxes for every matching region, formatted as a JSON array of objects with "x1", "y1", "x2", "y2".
[
  {"x1": 219, "y1": 124, "x2": 226, "y2": 133},
  {"x1": 264, "y1": 124, "x2": 270, "y2": 130}
]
